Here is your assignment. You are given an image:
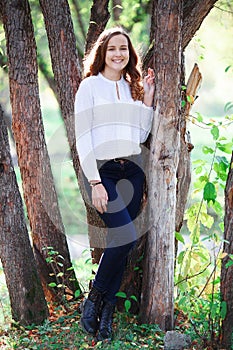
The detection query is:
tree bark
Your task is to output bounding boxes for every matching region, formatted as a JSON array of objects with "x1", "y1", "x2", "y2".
[
  {"x1": 112, "y1": 0, "x2": 122, "y2": 22},
  {"x1": 39, "y1": 0, "x2": 82, "y2": 181},
  {"x1": 220, "y1": 151, "x2": 233, "y2": 349},
  {"x1": 143, "y1": 0, "x2": 218, "y2": 70},
  {"x1": 140, "y1": 0, "x2": 183, "y2": 330},
  {"x1": 85, "y1": 0, "x2": 110, "y2": 54},
  {"x1": 0, "y1": 0, "x2": 79, "y2": 301},
  {"x1": 0, "y1": 105, "x2": 48, "y2": 325},
  {"x1": 175, "y1": 63, "x2": 201, "y2": 233}
]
